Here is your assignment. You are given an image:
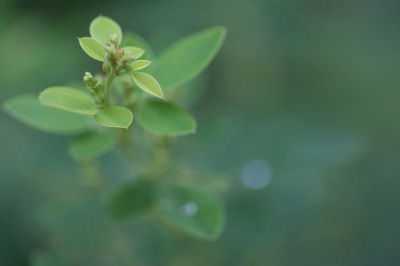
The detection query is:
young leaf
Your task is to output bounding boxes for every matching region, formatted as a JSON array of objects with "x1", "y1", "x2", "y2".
[
  {"x1": 94, "y1": 106, "x2": 133, "y2": 128},
  {"x1": 69, "y1": 131, "x2": 116, "y2": 160},
  {"x1": 3, "y1": 94, "x2": 89, "y2": 134},
  {"x1": 131, "y1": 72, "x2": 164, "y2": 99},
  {"x1": 130, "y1": 60, "x2": 151, "y2": 71},
  {"x1": 153, "y1": 27, "x2": 227, "y2": 89},
  {"x1": 90, "y1": 16, "x2": 122, "y2": 45},
  {"x1": 124, "y1": 46, "x2": 145, "y2": 60},
  {"x1": 109, "y1": 180, "x2": 154, "y2": 219},
  {"x1": 135, "y1": 99, "x2": 196, "y2": 136},
  {"x1": 121, "y1": 32, "x2": 155, "y2": 60},
  {"x1": 39, "y1": 87, "x2": 97, "y2": 115},
  {"x1": 156, "y1": 186, "x2": 225, "y2": 240},
  {"x1": 78, "y1": 37, "x2": 106, "y2": 61}
]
